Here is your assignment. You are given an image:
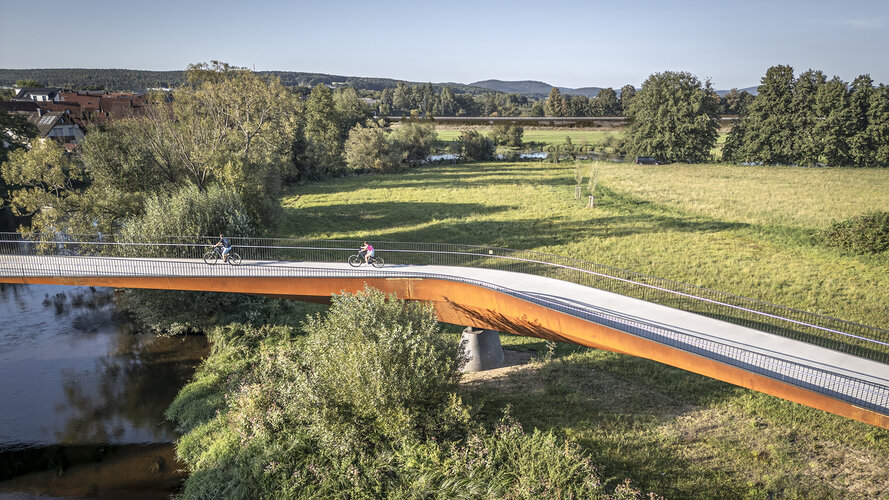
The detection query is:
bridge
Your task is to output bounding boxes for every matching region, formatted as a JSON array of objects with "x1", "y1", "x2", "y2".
[{"x1": 1, "y1": 233, "x2": 888, "y2": 429}]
